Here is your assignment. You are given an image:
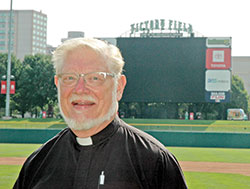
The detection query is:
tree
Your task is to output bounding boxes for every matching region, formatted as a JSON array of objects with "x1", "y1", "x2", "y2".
[
  {"x1": 121, "y1": 75, "x2": 249, "y2": 120},
  {"x1": 13, "y1": 54, "x2": 57, "y2": 117},
  {"x1": 0, "y1": 53, "x2": 22, "y2": 111},
  {"x1": 192, "y1": 75, "x2": 249, "y2": 120},
  {"x1": 229, "y1": 75, "x2": 249, "y2": 112}
]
